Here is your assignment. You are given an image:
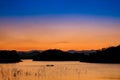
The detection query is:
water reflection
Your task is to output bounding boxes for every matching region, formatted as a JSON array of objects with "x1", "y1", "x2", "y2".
[{"x1": 0, "y1": 60, "x2": 120, "y2": 80}]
